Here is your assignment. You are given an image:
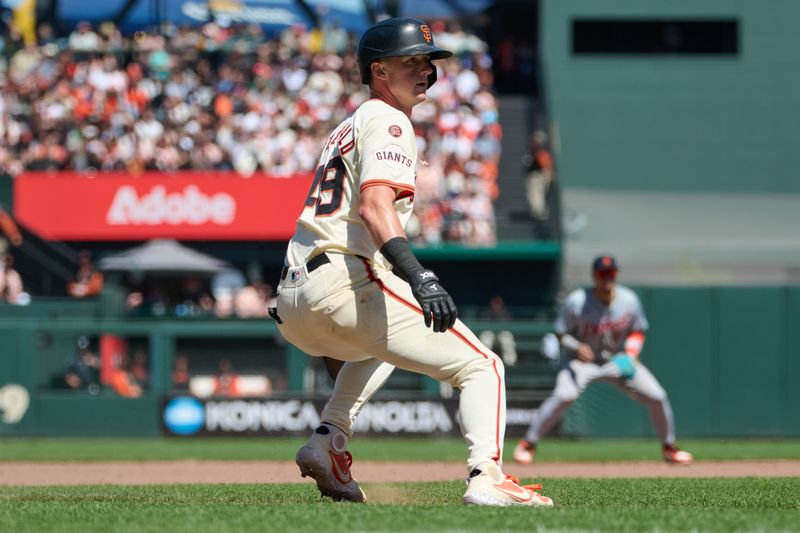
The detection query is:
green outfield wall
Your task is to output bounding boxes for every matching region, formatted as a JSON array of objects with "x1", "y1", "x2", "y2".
[
  {"x1": 564, "y1": 286, "x2": 800, "y2": 438},
  {"x1": 542, "y1": 0, "x2": 800, "y2": 192},
  {"x1": 1, "y1": 286, "x2": 799, "y2": 437},
  {"x1": 0, "y1": 242, "x2": 561, "y2": 437},
  {"x1": 0, "y1": 302, "x2": 557, "y2": 437}
]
